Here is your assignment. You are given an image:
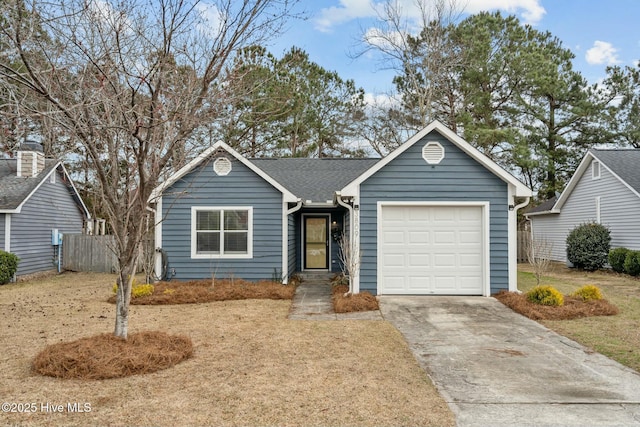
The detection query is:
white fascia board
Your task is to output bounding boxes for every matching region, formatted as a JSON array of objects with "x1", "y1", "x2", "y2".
[
  {"x1": 58, "y1": 163, "x2": 91, "y2": 219},
  {"x1": 552, "y1": 151, "x2": 595, "y2": 212},
  {"x1": 341, "y1": 120, "x2": 532, "y2": 197},
  {"x1": 149, "y1": 141, "x2": 298, "y2": 203},
  {"x1": 524, "y1": 210, "x2": 561, "y2": 218}
]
